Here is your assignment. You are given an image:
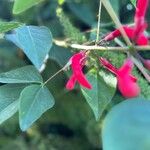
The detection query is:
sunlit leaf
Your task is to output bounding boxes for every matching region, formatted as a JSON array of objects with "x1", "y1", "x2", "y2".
[
  {"x1": 13, "y1": 0, "x2": 44, "y2": 14},
  {"x1": 130, "y1": 0, "x2": 136, "y2": 7}
]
